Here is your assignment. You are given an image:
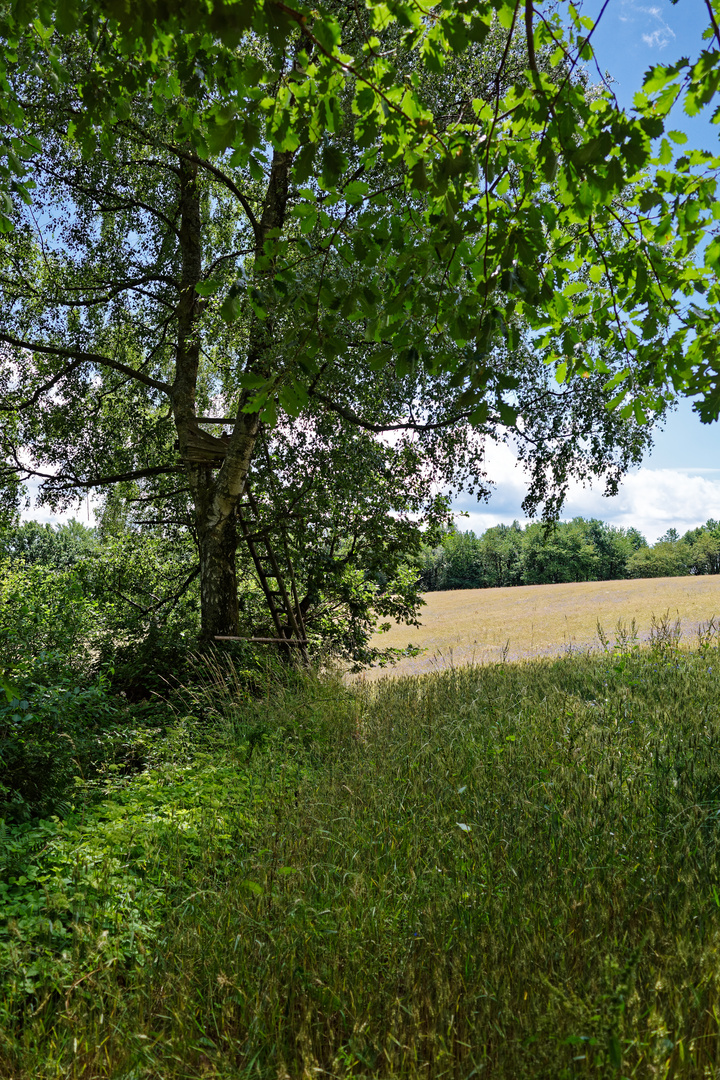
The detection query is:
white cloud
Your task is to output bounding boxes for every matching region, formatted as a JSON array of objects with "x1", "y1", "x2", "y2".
[
  {"x1": 20, "y1": 476, "x2": 97, "y2": 527},
  {"x1": 452, "y1": 441, "x2": 720, "y2": 543},
  {"x1": 617, "y1": 1, "x2": 676, "y2": 49},
  {"x1": 642, "y1": 26, "x2": 676, "y2": 48},
  {"x1": 19, "y1": 435, "x2": 720, "y2": 546}
]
